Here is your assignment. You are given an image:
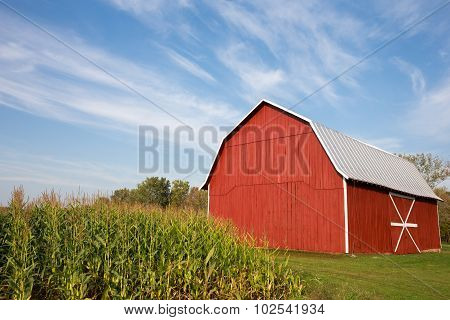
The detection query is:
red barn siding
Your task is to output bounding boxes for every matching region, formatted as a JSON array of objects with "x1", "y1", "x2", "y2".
[
  {"x1": 347, "y1": 182, "x2": 392, "y2": 253},
  {"x1": 412, "y1": 198, "x2": 441, "y2": 251},
  {"x1": 347, "y1": 181, "x2": 440, "y2": 254},
  {"x1": 209, "y1": 103, "x2": 345, "y2": 253}
]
